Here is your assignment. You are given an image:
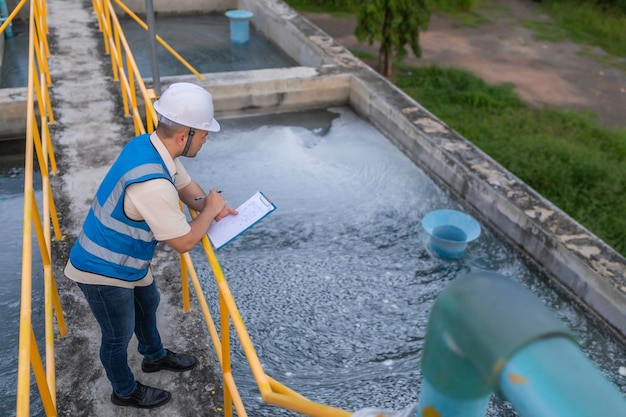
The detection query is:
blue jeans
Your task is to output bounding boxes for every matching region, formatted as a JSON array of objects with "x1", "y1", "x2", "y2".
[{"x1": 77, "y1": 281, "x2": 166, "y2": 397}]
